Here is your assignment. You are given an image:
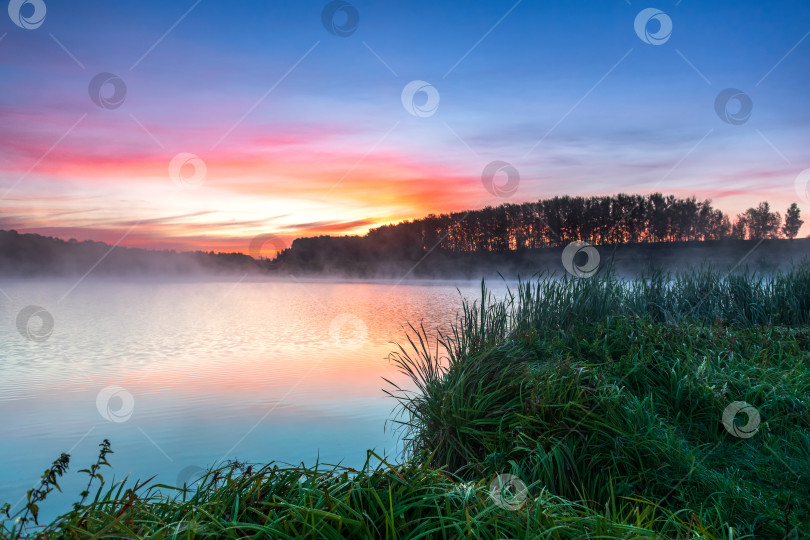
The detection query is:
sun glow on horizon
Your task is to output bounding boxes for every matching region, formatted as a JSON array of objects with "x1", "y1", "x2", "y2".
[{"x1": 1, "y1": 1, "x2": 808, "y2": 250}]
